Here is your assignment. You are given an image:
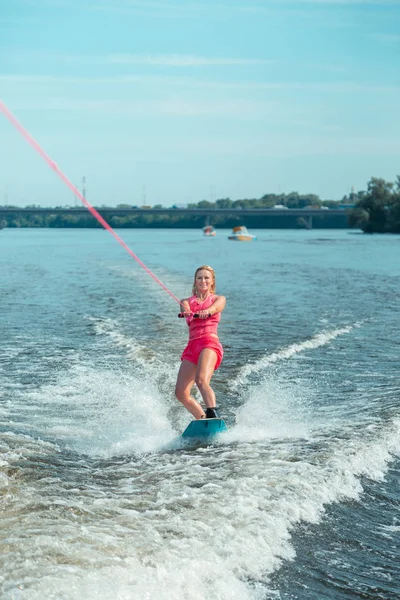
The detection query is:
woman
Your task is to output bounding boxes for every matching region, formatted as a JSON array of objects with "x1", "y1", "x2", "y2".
[{"x1": 175, "y1": 265, "x2": 226, "y2": 419}]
